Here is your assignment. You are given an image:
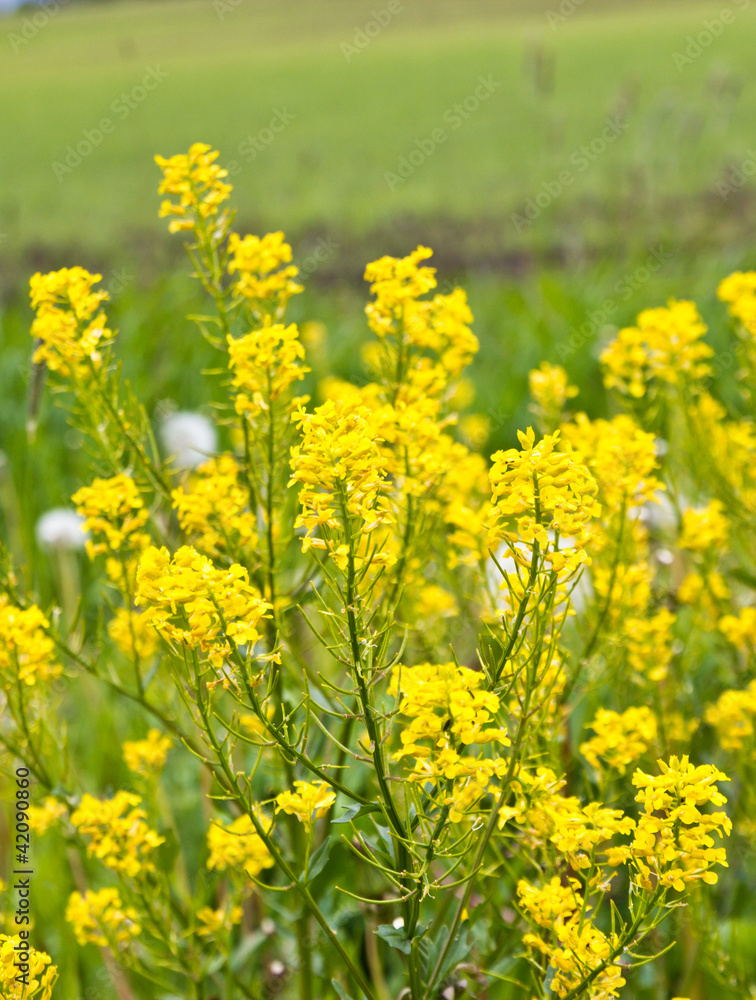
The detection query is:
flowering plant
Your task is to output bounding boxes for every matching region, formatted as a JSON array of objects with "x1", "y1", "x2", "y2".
[{"x1": 1, "y1": 143, "x2": 755, "y2": 1000}]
